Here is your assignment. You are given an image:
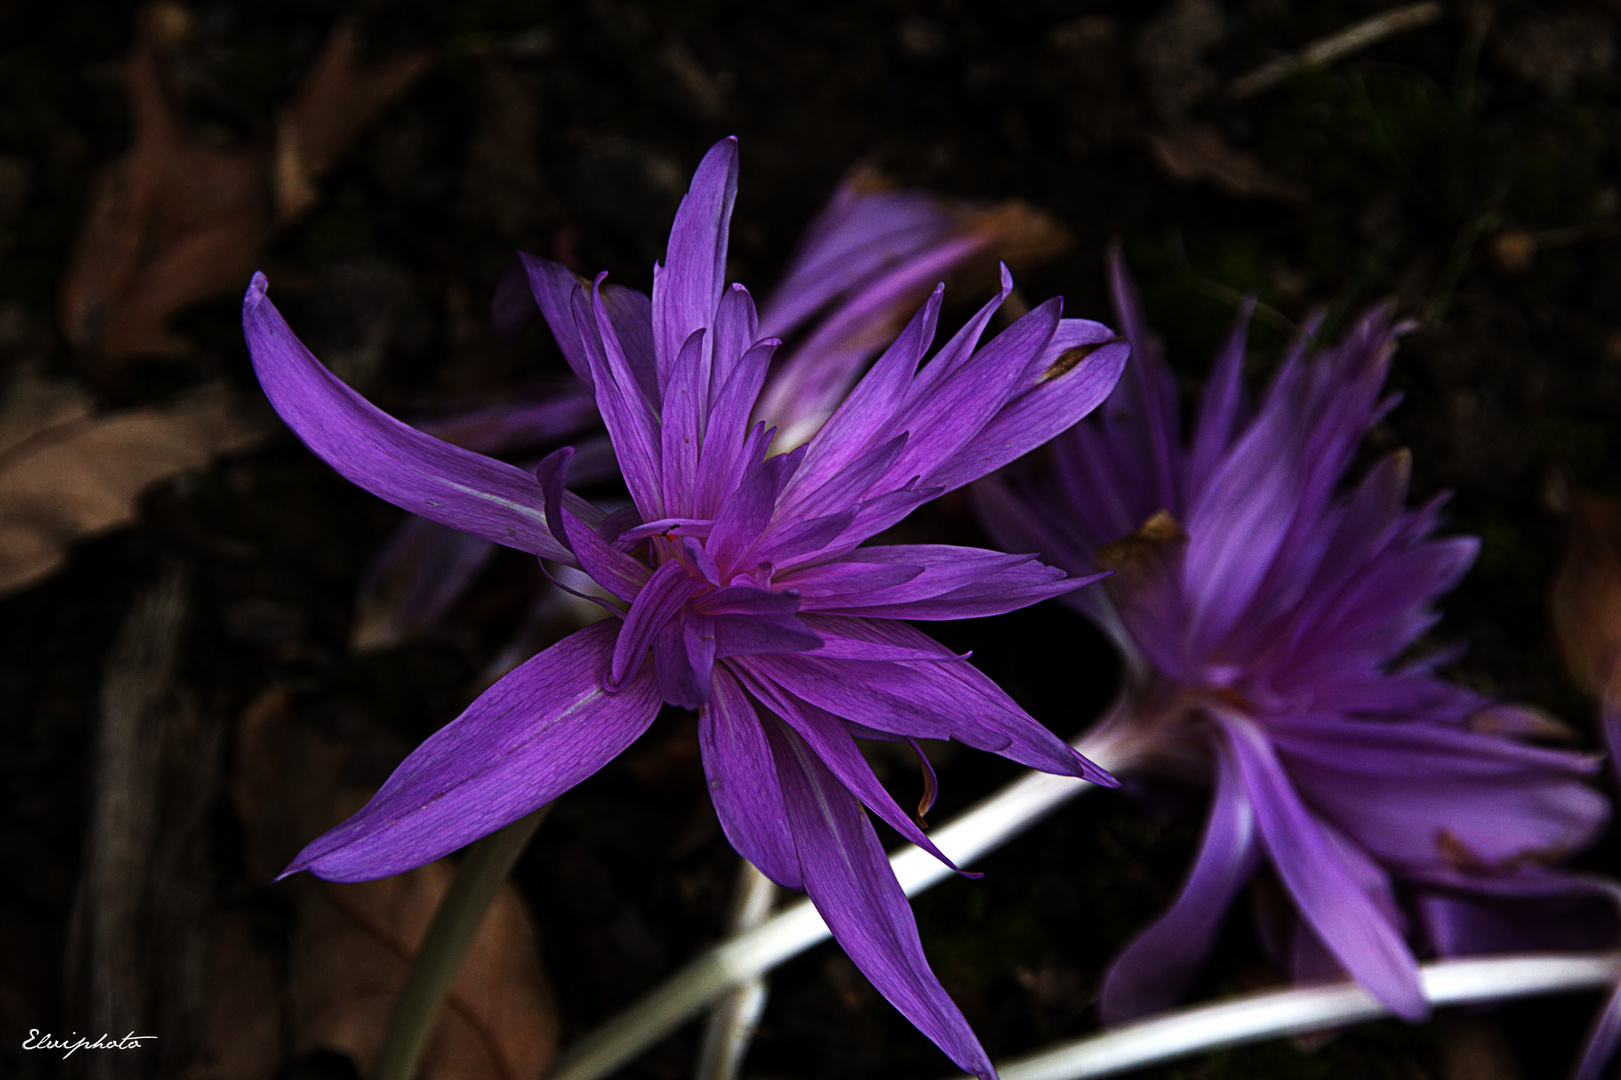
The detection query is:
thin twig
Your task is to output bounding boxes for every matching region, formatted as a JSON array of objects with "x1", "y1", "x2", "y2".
[
  {"x1": 545, "y1": 727, "x2": 1135, "y2": 1080},
  {"x1": 951, "y1": 951, "x2": 1621, "y2": 1080},
  {"x1": 1229, "y1": 2, "x2": 1444, "y2": 101},
  {"x1": 693, "y1": 861, "x2": 778, "y2": 1080}
]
